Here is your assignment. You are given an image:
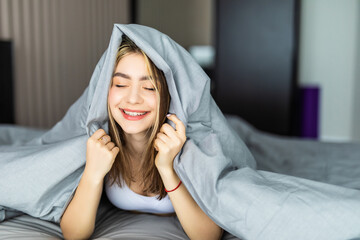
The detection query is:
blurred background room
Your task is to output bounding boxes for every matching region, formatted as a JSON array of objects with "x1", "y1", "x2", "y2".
[{"x1": 0, "y1": 0, "x2": 359, "y2": 142}]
